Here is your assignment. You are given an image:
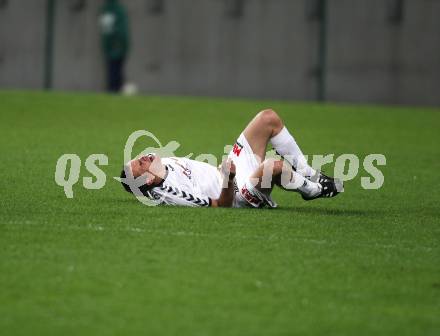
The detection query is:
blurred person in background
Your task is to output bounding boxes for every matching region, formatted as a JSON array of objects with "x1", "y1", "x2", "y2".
[{"x1": 99, "y1": 0, "x2": 129, "y2": 93}]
